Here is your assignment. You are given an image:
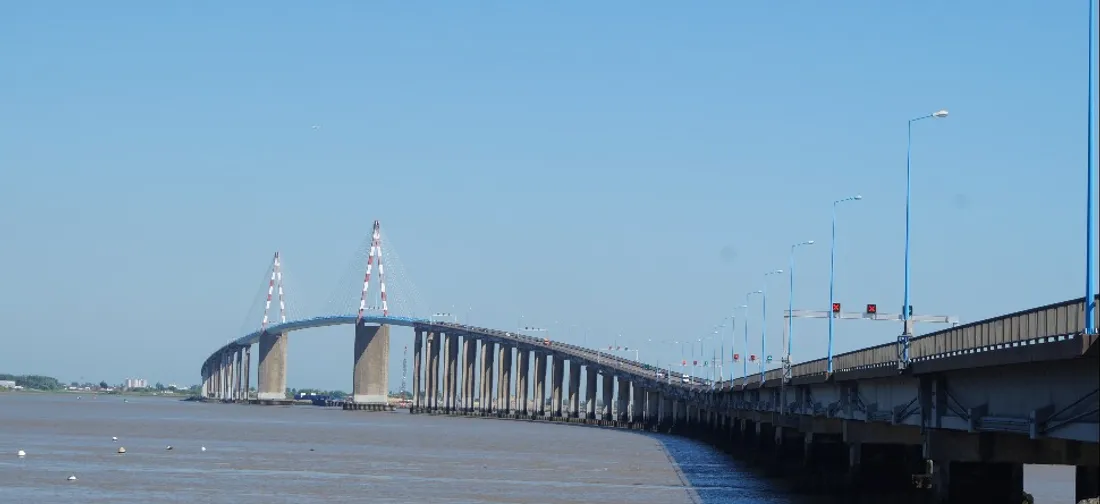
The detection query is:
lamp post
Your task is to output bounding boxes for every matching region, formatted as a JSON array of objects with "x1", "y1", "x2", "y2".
[
  {"x1": 761, "y1": 269, "x2": 784, "y2": 380},
  {"x1": 902, "y1": 109, "x2": 948, "y2": 365},
  {"x1": 744, "y1": 293, "x2": 761, "y2": 379},
  {"x1": 1086, "y1": 0, "x2": 1097, "y2": 335},
  {"x1": 828, "y1": 195, "x2": 862, "y2": 374},
  {"x1": 786, "y1": 241, "x2": 814, "y2": 381}
]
